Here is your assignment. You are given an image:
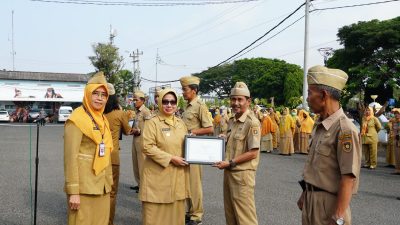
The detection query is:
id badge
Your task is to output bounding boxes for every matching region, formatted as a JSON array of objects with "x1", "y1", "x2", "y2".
[{"x1": 99, "y1": 142, "x2": 105, "y2": 157}]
